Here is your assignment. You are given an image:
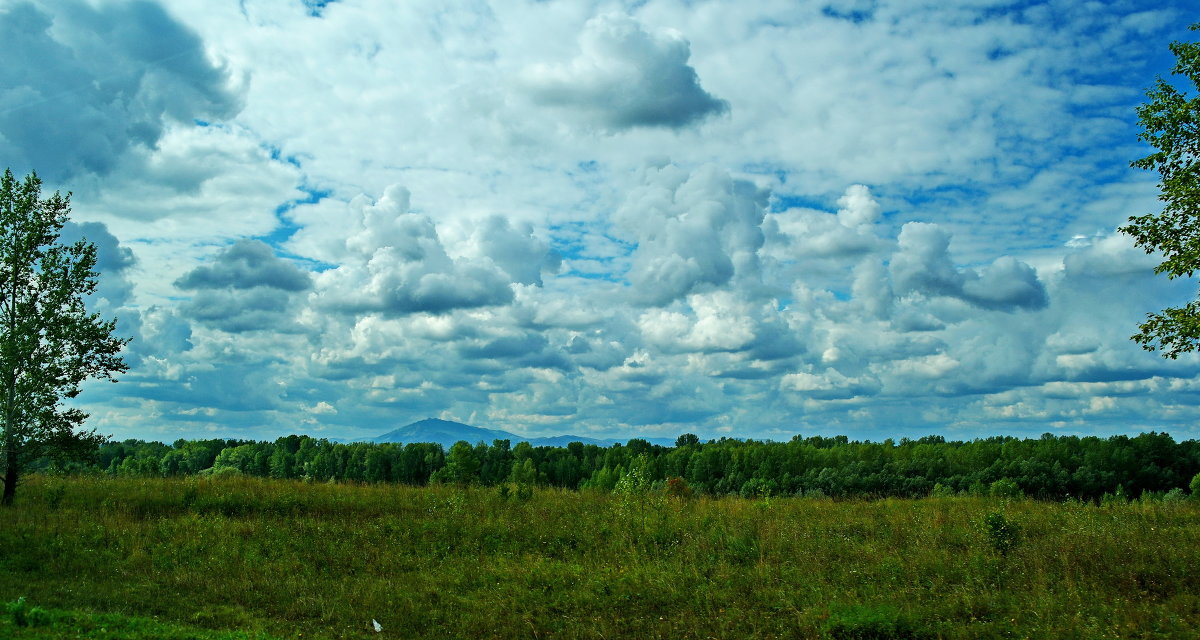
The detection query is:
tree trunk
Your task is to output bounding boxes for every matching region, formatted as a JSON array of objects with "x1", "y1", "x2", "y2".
[{"x1": 1, "y1": 459, "x2": 16, "y2": 506}]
